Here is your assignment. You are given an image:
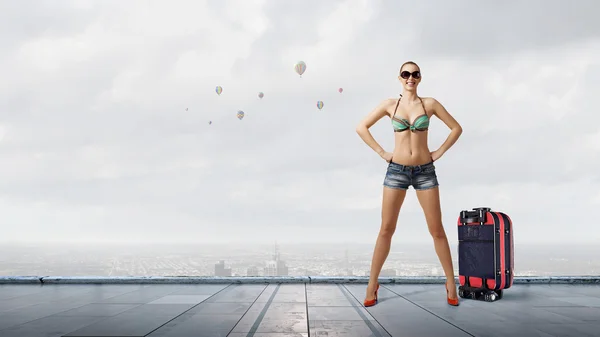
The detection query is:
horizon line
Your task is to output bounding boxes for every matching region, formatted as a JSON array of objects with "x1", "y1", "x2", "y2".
[{"x1": 1, "y1": 240, "x2": 599, "y2": 246}]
